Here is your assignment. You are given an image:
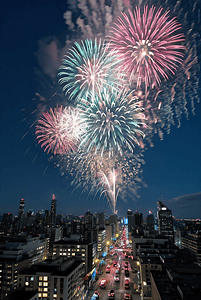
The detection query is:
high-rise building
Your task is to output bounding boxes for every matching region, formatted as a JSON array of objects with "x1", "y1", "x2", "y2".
[
  {"x1": 0, "y1": 213, "x2": 13, "y2": 237},
  {"x1": 17, "y1": 258, "x2": 85, "y2": 300},
  {"x1": 53, "y1": 239, "x2": 96, "y2": 274},
  {"x1": 133, "y1": 211, "x2": 143, "y2": 228},
  {"x1": 96, "y1": 212, "x2": 105, "y2": 230},
  {"x1": 157, "y1": 201, "x2": 174, "y2": 240},
  {"x1": 181, "y1": 232, "x2": 201, "y2": 262},
  {"x1": 127, "y1": 209, "x2": 133, "y2": 234},
  {"x1": 51, "y1": 194, "x2": 57, "y2": 224},
  {"x1": 84, "y1": 211, "x2": 94, "y2": 230},
  {"x1": 147, "y1": 211, "x2": 155, "y2": 233},
  {"x1": 18, "y1": 199, "x2": 25, "y2": 220}
]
